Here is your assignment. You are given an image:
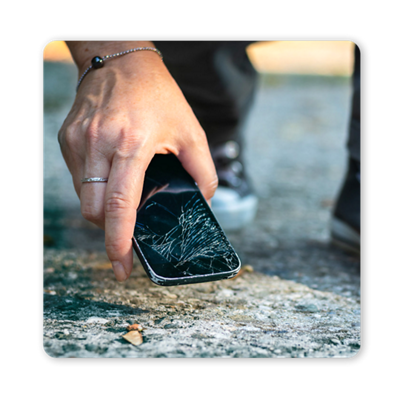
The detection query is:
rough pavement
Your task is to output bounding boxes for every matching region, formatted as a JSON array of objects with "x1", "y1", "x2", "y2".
[{"x1": 43, "y1": 62, "x2": 360, "y2": 358}]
